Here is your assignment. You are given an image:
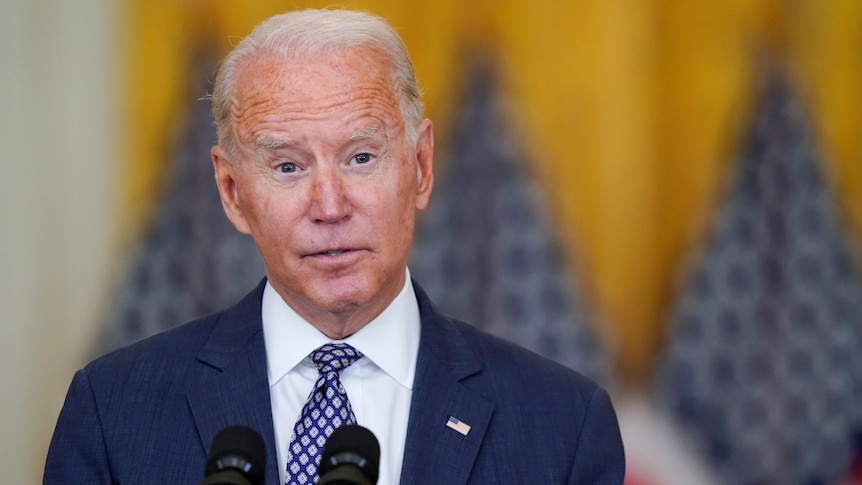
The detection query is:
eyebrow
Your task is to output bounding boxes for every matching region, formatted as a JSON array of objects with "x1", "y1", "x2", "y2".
[
  {"x1": 349, "y1": 125, "x2": 385, "y2": 142},
  {"x1": 255, "y1": 138, "x2": 290, "y2": 150},
  {"x1": 254, "y1": 125, "x2": 386, "y2": 151}
]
